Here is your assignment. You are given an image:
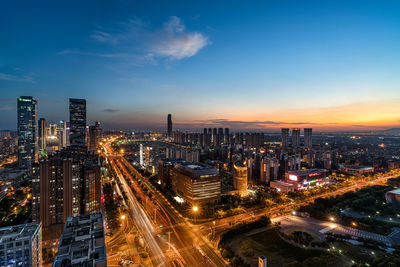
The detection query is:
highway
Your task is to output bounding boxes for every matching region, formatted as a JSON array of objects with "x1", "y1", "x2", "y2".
[{"x1": 101, "y1": 139, "x2": 228, "y2": 267}]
